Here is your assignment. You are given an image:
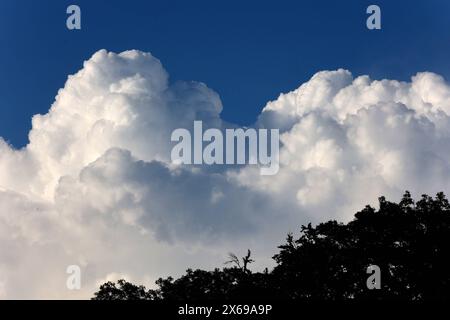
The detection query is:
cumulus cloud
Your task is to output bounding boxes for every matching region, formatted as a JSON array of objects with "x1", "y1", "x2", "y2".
[
  {"x1": 249, "y1": 69, "x2": 450, "y2": 221},
  {"x1": 1, "y1": 51, "x2": 450, "y2": 298}
]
